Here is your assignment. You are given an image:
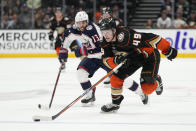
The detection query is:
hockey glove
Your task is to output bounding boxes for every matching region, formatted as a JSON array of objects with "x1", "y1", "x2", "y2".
[
  {"x1": 55, "y1": 38, "x2": 63, "y2": 49},
  {"x1": 58, "y1": 47, "x2": 68, "y2": 63},
  {"x1": 48, "y1": 32, "x2": 54, "y2": 41},
  {"x1": 74, "y1": 46, "x2": 88, "y2": 57},
  {"x1": 164, "y1": 47, "x2": 177, "y2": 61},
  {"x1": 114, "y1": 54, "x2": 127, "y2": 65},
  {"x1": 70, "y1": 40, "x2": 79, "y2": 51}
]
